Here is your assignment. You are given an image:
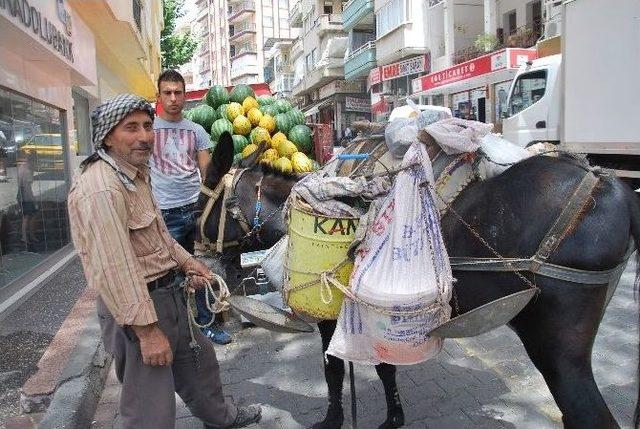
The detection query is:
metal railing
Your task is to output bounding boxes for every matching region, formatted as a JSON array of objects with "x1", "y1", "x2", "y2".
[
  {"x1": 231, "y1": 44, "x2": 258, "y2": 59},
  {"x1": 428, "y1": 0, "x2": 443, "y2": 7},
  {"x1": 314, "y1": 13, "x2": 343, "y2": 27},
  {"x1": 452, "y1": 25, "x2": 541, "y2": 65},
  {"x1": 290, "y1": 1, "x2": 301, "y2": 20},
  {"x1": 347, "y1": 40, "x2": 375, "y2": 60},
  {"x1": 230, "y1": 23, "x2": 256, "y2": 37}
]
